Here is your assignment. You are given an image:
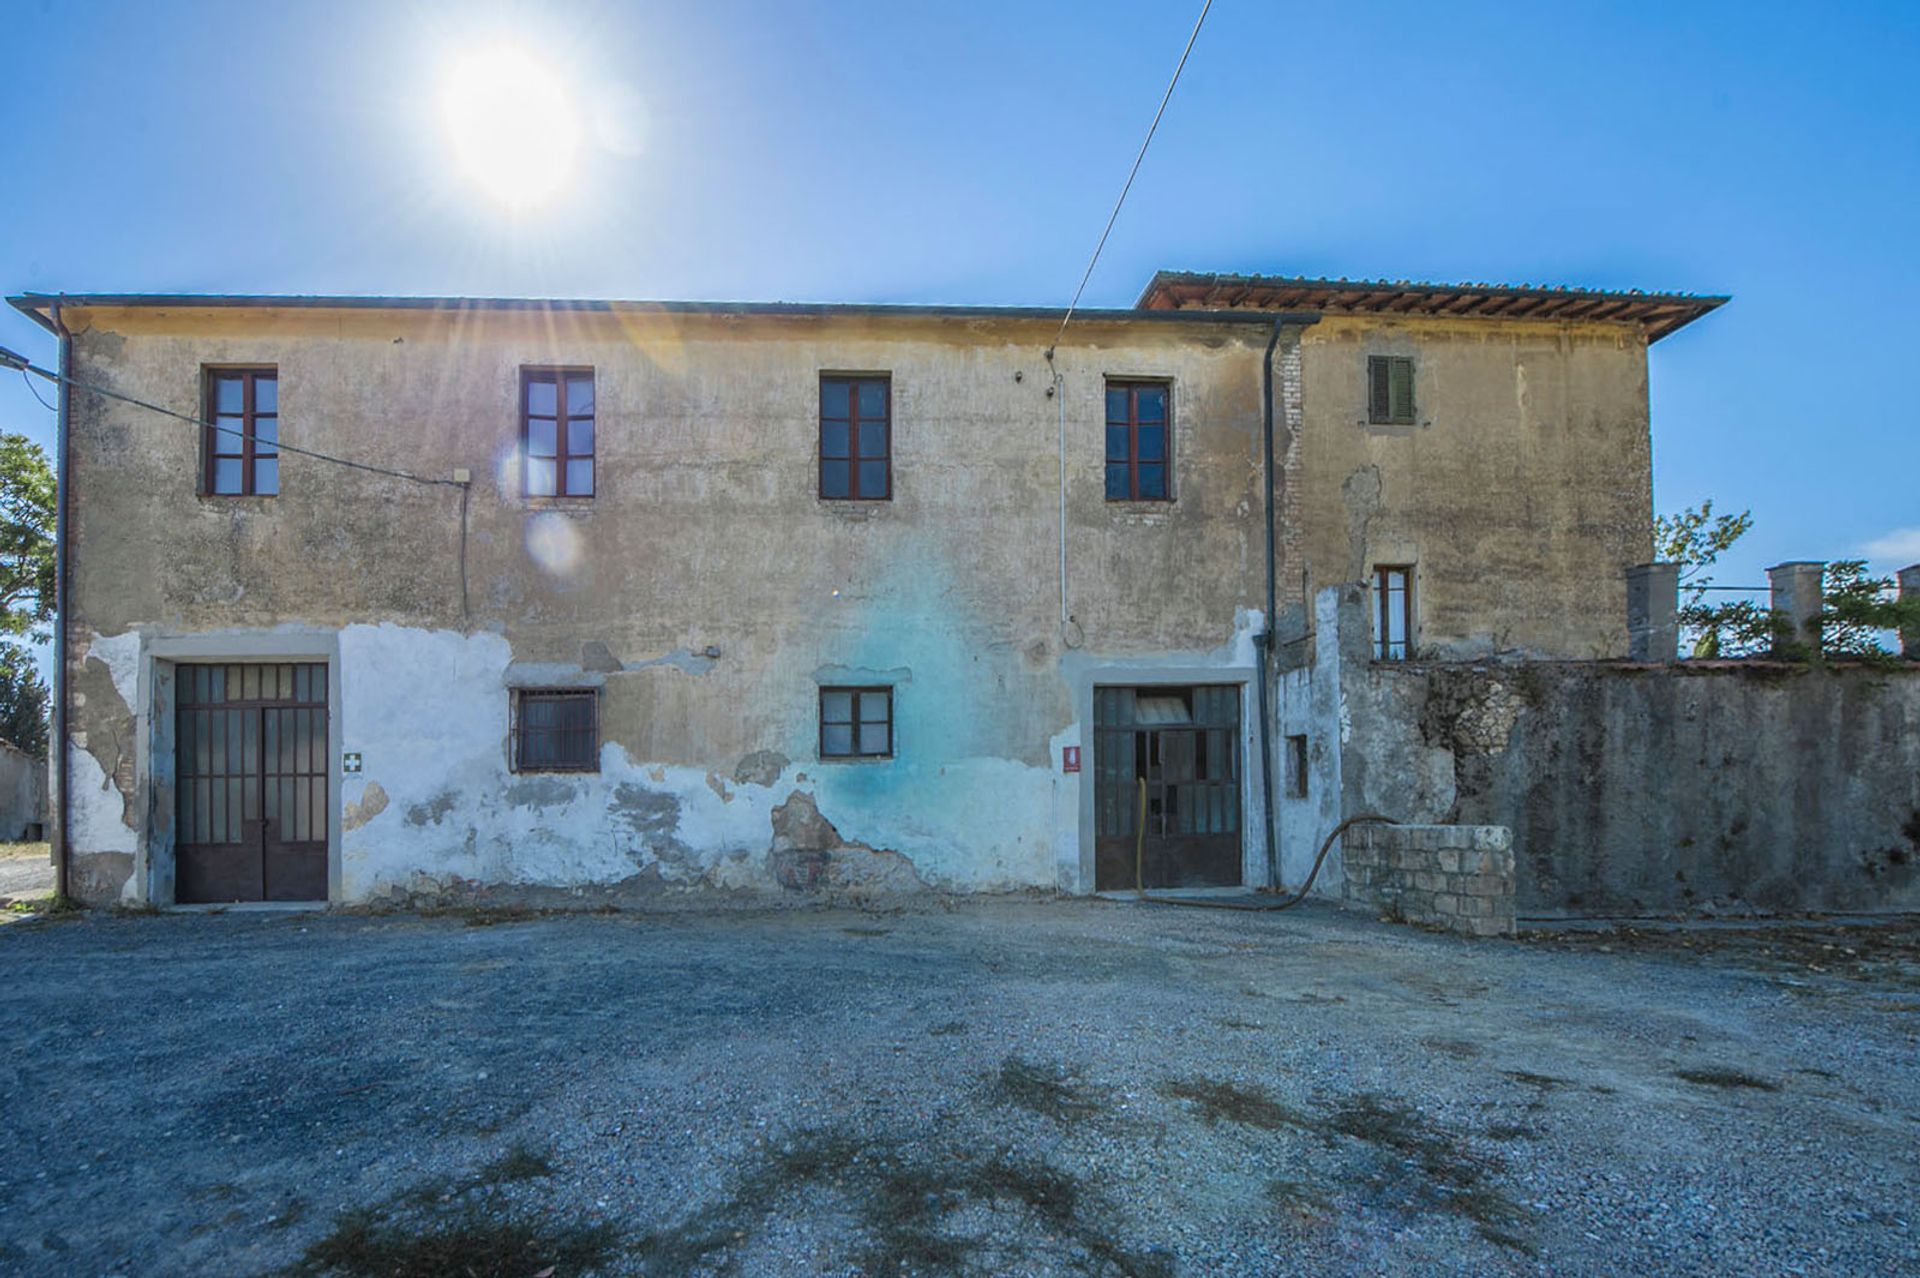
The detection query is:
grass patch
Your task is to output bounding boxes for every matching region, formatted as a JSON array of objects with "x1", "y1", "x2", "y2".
[
  {"x1": 1674, "y1": 1067, "x2": 1780, "y2": 1091},
  {"x1": 1324, "y1": 1093, "x2": 1532, "y2": 1253},
  {"x1": 292, "y1": 1146, "x2": 603, "y2": 1277},
  {"x1": 477, "y1": 1144, "x2": 554, "y2": 1185},
  {"x1": 1160, "y1": 1077, "x2": 1308, "y2": 1131},
  {"x1": 635, "y1": 1126, "x2": 1169, "y2": 1278},
  {"x1": 299, "y1": 1208, "x2": 618, "y2": 1278},
  {"x1": 5, "y1": 893, "x2": 85, "y2": 918},
  {"x1": 1267, "y1": 1178, "x2": 1334, "y2": 1225},
  {"x1": 267, "y1": 1197, "x2": 308, "y2": 1230},
  {"x1": 994, "y1": 1056, "x2": 1101, "y2": 1123}
]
